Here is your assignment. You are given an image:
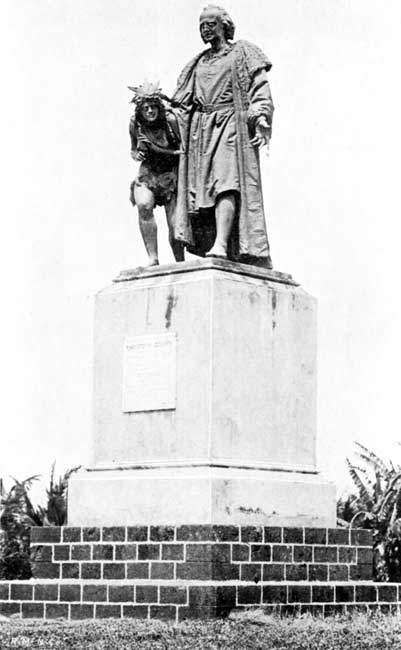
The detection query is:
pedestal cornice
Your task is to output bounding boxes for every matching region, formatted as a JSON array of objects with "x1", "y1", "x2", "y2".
[{"x1": 114, "y1": 258, "x2": 299, "y2": 286}]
